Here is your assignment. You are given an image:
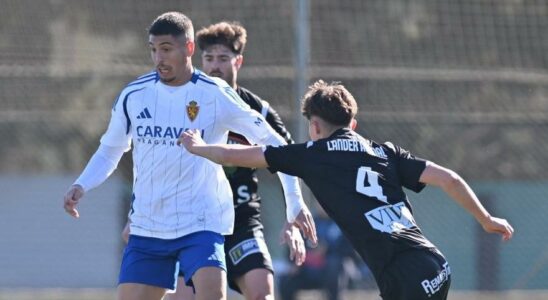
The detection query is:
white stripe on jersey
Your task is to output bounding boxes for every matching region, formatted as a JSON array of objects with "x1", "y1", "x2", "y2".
[
  {"x1": 99, "y1": 69, "x2": 283, "y2": 239},
  {"x1": 260, "y1": 100, "x2": 270, "y2": 118}
]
